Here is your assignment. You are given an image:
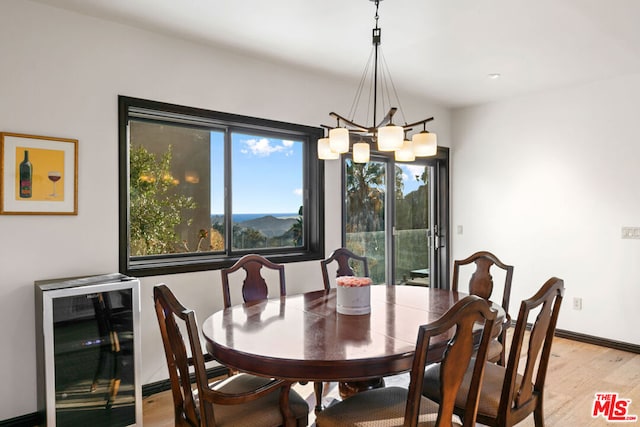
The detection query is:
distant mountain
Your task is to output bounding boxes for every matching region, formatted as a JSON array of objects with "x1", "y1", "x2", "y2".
[{"x1": 236, "y1": 215, "x2": 298, "y2": 238}]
